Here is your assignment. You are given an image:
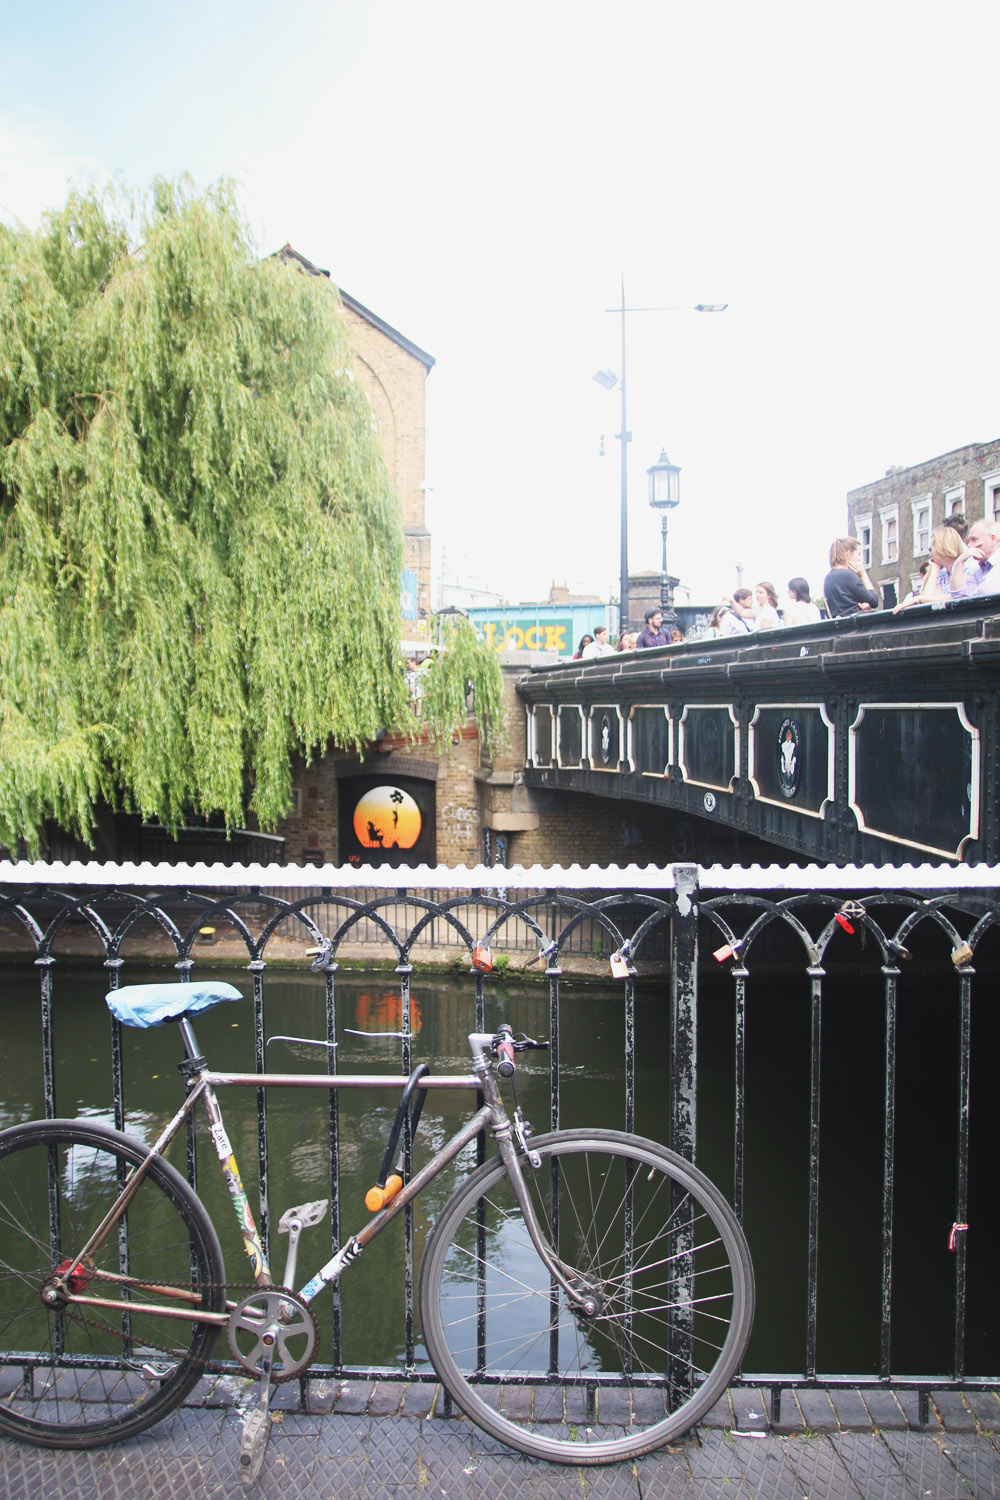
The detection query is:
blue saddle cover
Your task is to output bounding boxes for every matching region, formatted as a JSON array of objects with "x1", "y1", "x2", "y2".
[{"x1": 105, "y1": 981, "x2": 244, "y2": 1029}]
